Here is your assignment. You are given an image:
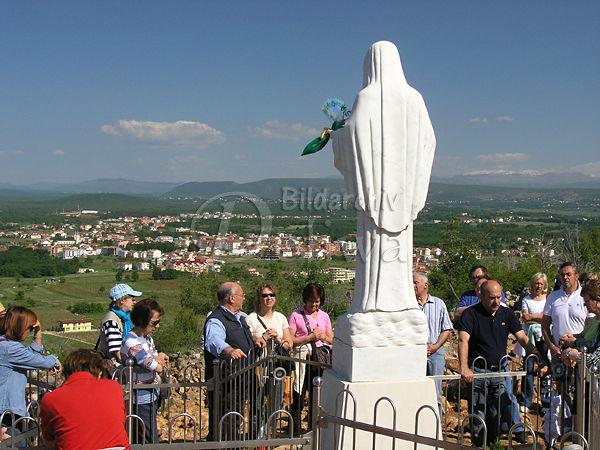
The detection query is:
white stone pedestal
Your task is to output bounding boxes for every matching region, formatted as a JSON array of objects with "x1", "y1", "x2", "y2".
[
  {"x1": 320, "y1": 369, "x2": 439, "y2": 450},
  {"x1": 332, "y1": 338, "x2": 427, "y2": 381}
]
